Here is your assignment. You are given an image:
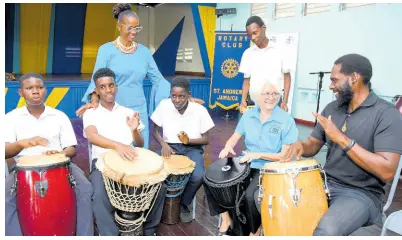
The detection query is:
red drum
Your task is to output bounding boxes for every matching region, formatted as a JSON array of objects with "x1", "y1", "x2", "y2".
[{"x1": 14, "y1": 154, "x2": 77, "y2": 236}]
